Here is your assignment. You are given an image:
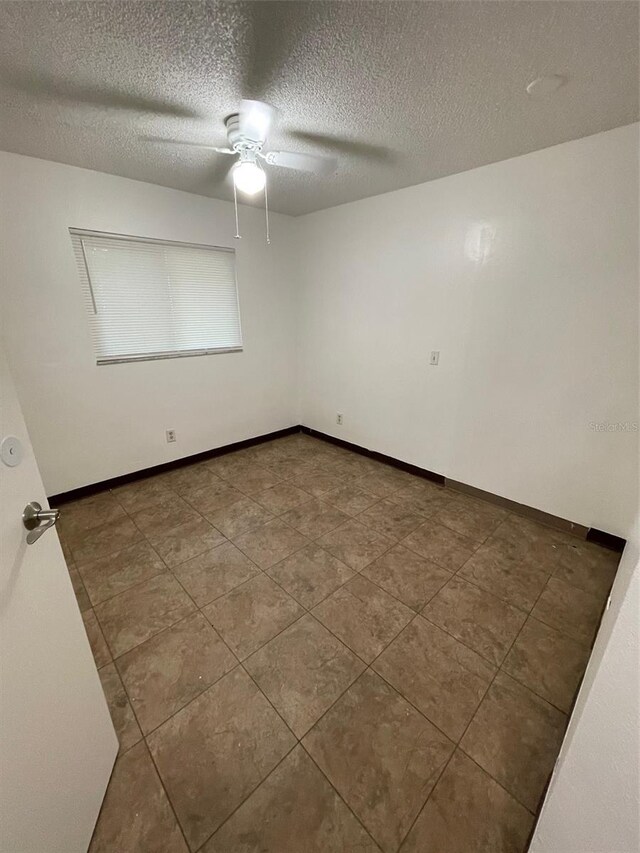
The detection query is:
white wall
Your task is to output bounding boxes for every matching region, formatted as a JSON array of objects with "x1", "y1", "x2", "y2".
[
  {"x1": 0, "y1": 153, "x2": 298, "y2": 495},
  {"x1": 1, "y1": 126, "x2": 637, "y2": 535},
  {"x1": 530, "y1": 516, "x2": 640, "y2": 853},
  {"x1": 296, "y1": 124, "x2": 639, "y2": 537}
]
